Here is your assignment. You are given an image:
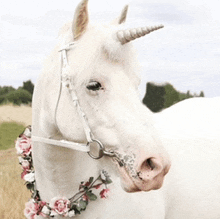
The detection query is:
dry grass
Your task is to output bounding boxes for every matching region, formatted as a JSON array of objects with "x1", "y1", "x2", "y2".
[
  {"x1": 0, "y1": 104, "x2": 32, "y2": 218},
  {"x1": 0, "y1": 104, "x2": 32, "y2": 126},
  {"x1": 0, "y1": 148, "x2": 30, "y2": 219}
]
